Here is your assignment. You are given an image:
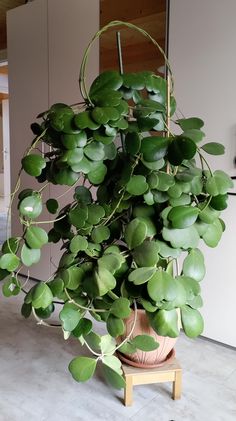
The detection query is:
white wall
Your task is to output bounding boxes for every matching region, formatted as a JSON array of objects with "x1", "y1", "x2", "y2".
[
  {"x1": 7, "y1": 0, "x2": 99, "y2": 280},
  {"x1": 169, "y1": 0, "x2": 236, "y2": 346}
]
